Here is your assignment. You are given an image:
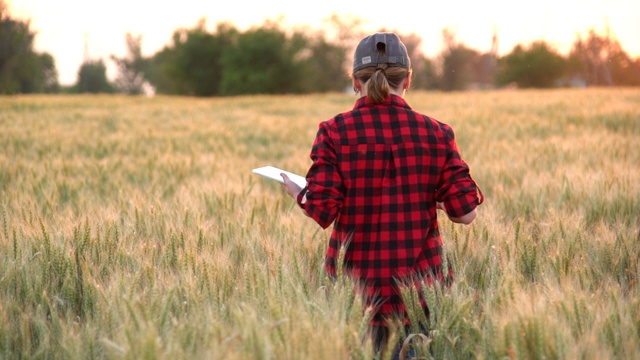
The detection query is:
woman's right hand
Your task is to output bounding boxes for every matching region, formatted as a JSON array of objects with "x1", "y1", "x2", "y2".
[{"x1": 281, "y1": 173, "x2": 303, "y2": 200}]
